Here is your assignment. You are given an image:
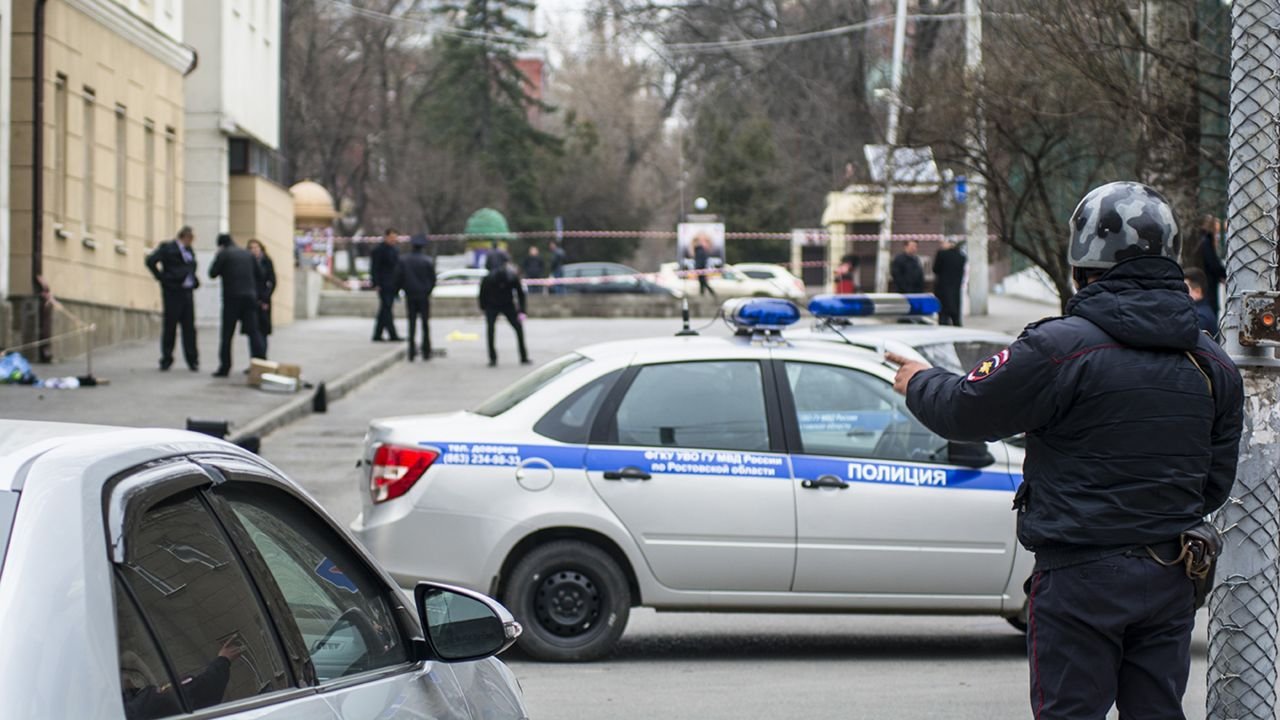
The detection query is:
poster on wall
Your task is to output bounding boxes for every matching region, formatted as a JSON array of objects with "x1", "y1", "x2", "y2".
[{"x1": 677, "y1": 222, "x2": 725, "y2": 270}]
